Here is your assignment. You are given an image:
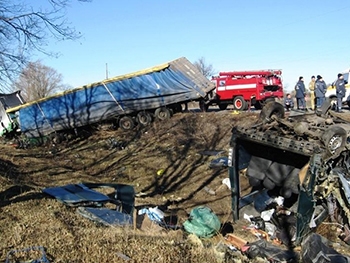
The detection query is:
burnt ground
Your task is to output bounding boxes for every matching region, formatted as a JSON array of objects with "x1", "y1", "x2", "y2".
[{"x1": 0, "y1": 108, "x2": 349, "y2": 262}]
